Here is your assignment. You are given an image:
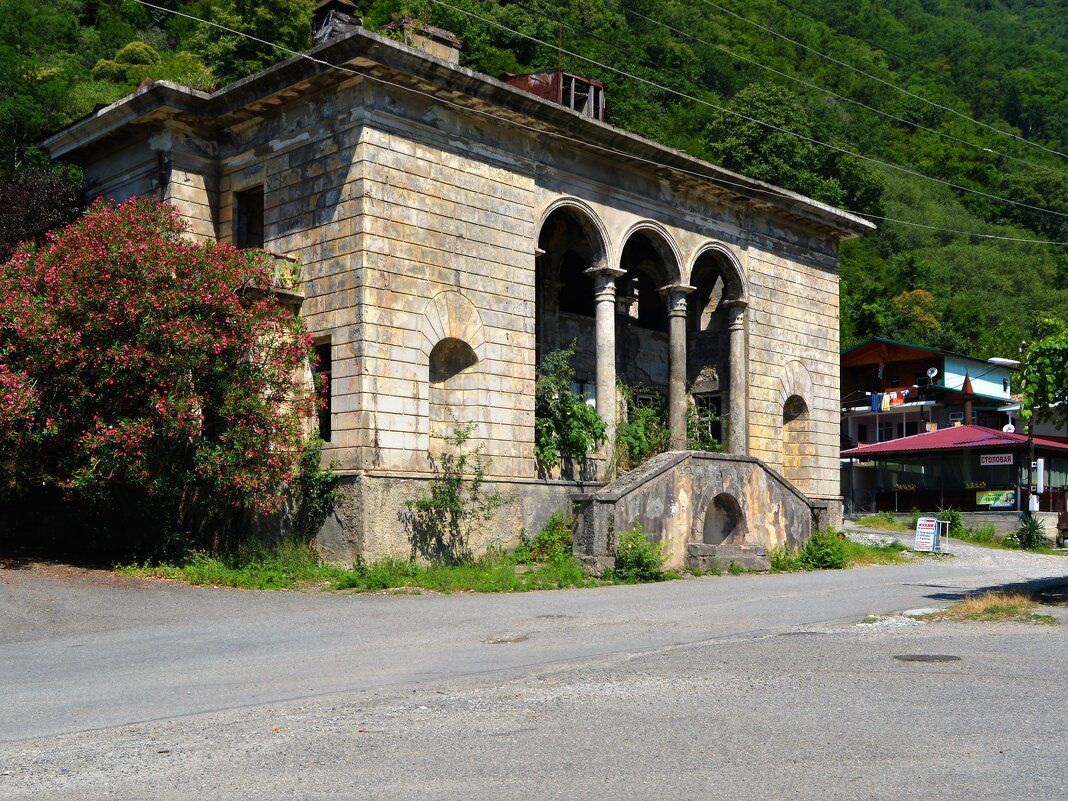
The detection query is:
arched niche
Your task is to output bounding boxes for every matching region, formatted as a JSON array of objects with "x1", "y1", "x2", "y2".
[
  {"x1": 429, "y1": 337, "x2": 480, "y2": 452},
  {"x1": 782, "y1": 394, "x2": 811, "y2": 492},
  {"x1": 702, "y1": 492, "x2": 747, "y2": 545}
]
